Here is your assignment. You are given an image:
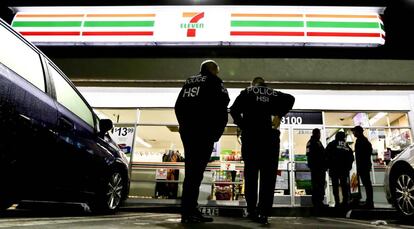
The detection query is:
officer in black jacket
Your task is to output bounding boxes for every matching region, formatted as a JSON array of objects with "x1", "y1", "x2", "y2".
[
  {"x1": 175, "y1": 60, "x2": 230, "y2": 223},
  {"x1": 352, "y1": 125, "x2": 374, "y2": 209},
  {"x1": 306, "y1": 128, "x2": 328, "y2": 208},
  {"x1": 230, "y1": 77, "x2": 295, "y2": 225},
  {"x1": 326, "y1": 132, "x2": 354, "y2": 208}
]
